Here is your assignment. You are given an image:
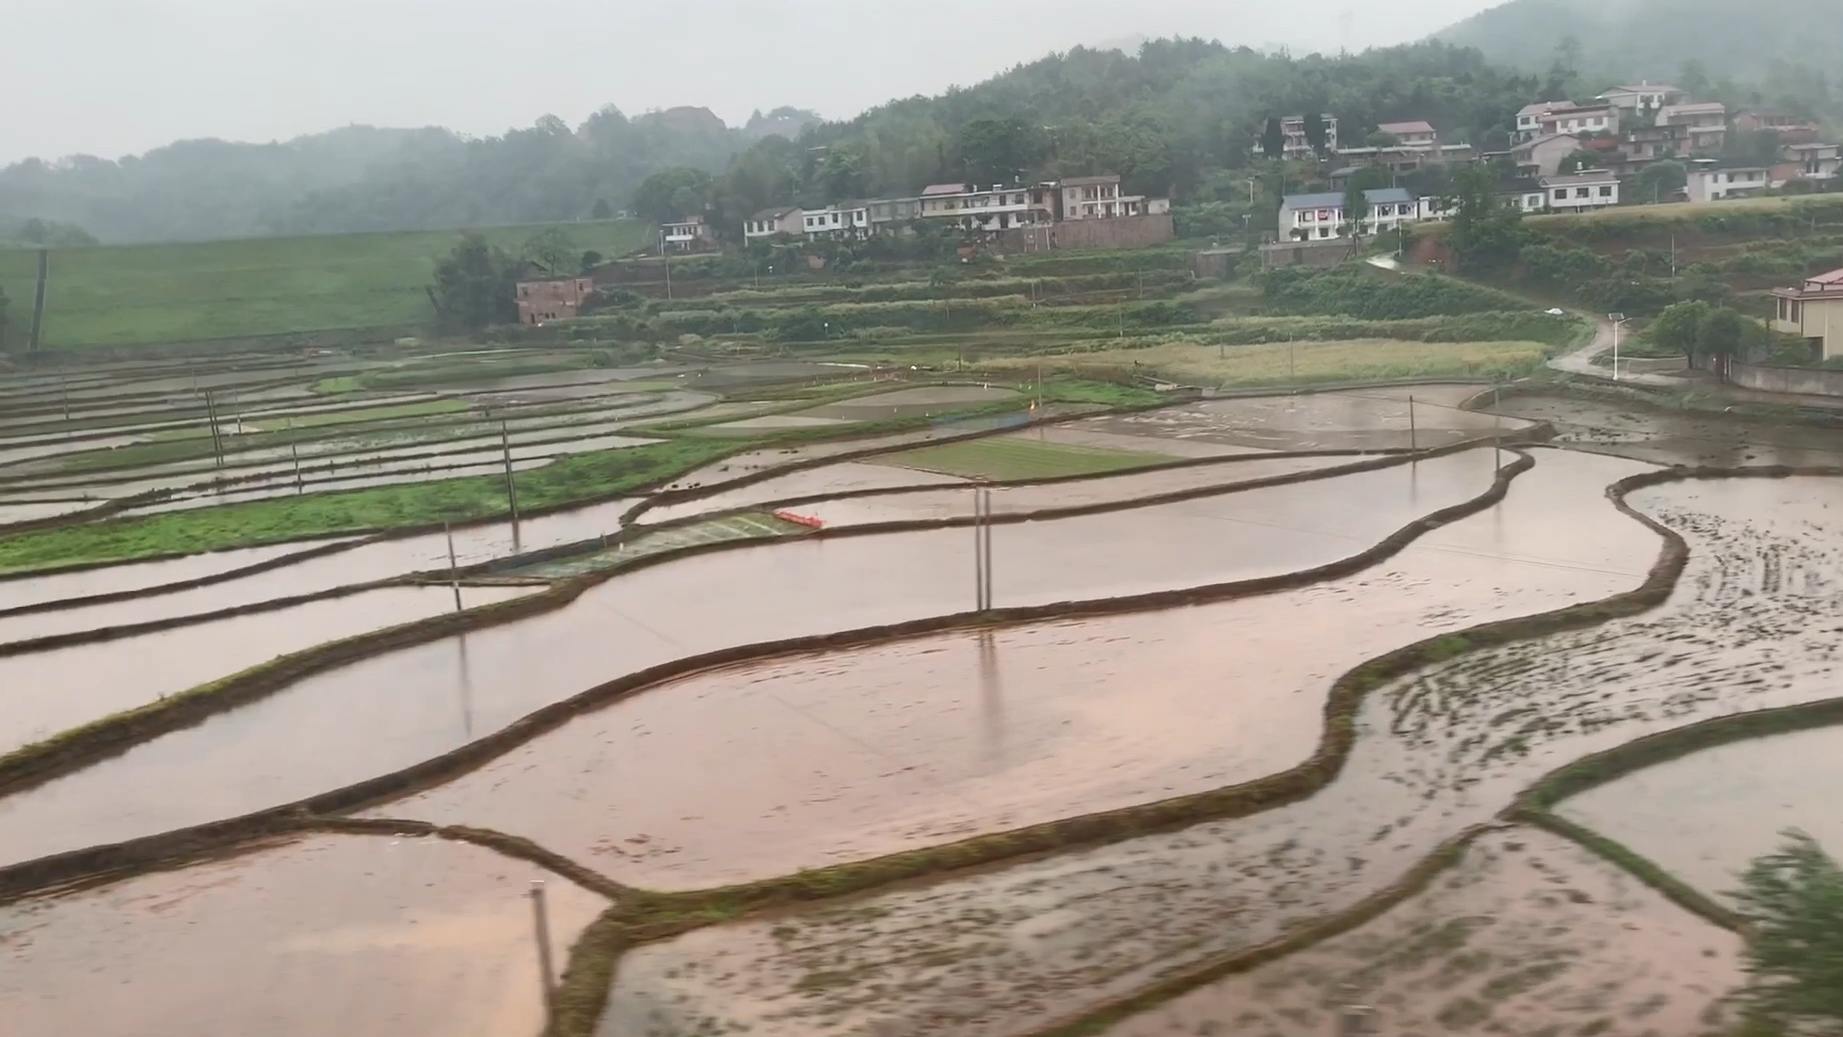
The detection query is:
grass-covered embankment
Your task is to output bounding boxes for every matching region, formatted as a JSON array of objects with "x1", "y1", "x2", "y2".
[{"x1": 0, "y1": 437, "x2": 738, "y2": 572}]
